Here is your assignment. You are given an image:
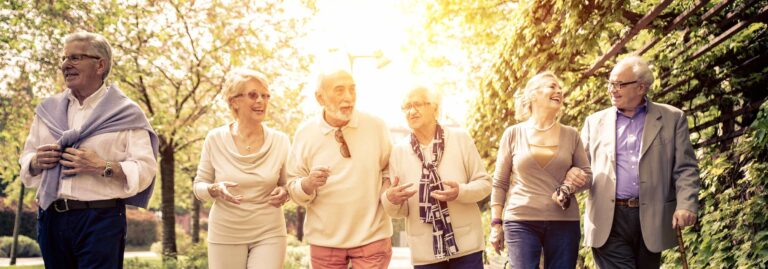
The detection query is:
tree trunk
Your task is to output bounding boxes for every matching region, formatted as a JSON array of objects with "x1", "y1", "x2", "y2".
[
  {"x1": 160, "y1": 144, "x2": 177, "y2": 261},
  {"x1": 10, "y1": 180, "x2": 24, "y2": 265},
  {"x1": 191, "y1": 189, "x2": 200, "y2": 244},
  {"x1": 296, "y1": 206, "x2": 305, "y2": 241}
]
